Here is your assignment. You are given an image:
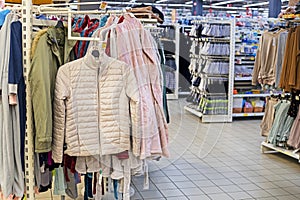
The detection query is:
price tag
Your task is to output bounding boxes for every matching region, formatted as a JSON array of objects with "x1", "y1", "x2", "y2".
[
  {"x1": 296, "y1": 96, "x2": 300, "y2": 101},
  {"x1": 99, "y1": 1, "x2": 107, "y2": 10},
  {"x1": 102, "y1": 42, "x2": 107, "y2": 49},
  {"x1": 243, "y1": 113, "x2": 248, "y2": 117}
]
